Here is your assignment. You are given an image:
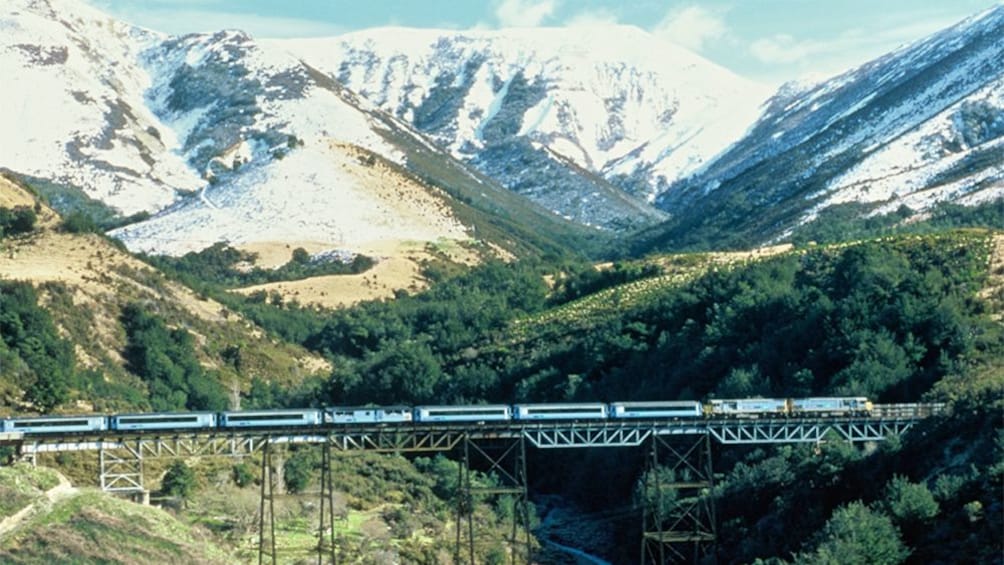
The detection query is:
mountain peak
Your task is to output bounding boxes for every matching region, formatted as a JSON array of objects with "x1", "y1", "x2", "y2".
[{"x1": 275, "y1": 25, "x2": 768, "y2": 210}]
